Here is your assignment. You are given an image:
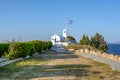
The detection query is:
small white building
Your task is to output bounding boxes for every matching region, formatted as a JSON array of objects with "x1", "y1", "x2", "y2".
[{"x1": 51, "y1": 29, "x2": 68, "y2": 46}]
